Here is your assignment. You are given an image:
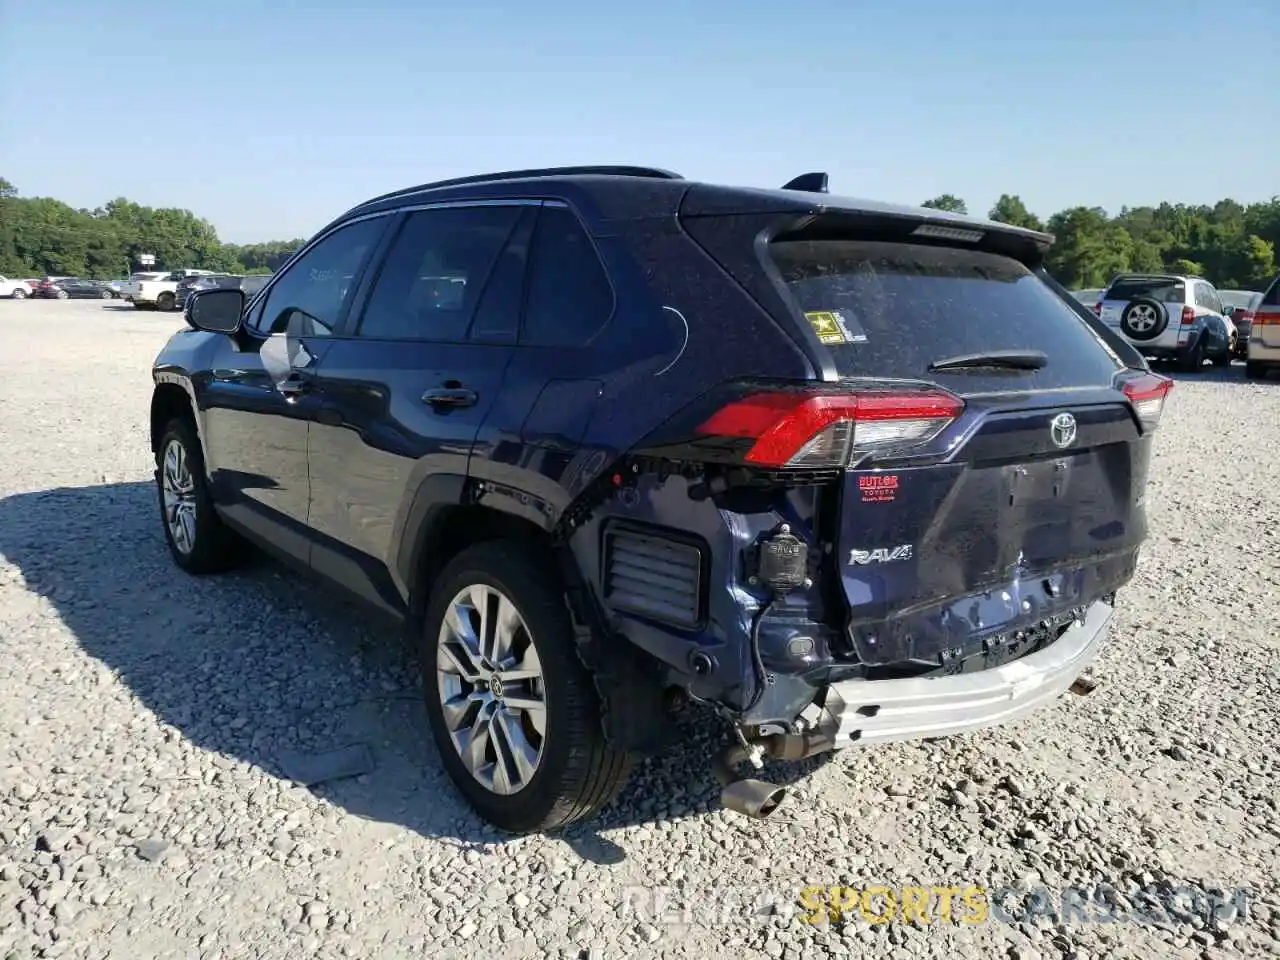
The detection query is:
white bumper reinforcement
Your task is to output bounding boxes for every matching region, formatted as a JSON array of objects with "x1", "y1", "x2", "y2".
[{"x1": 821, "y1": 600, "x2": 1113, "y2": 746}]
